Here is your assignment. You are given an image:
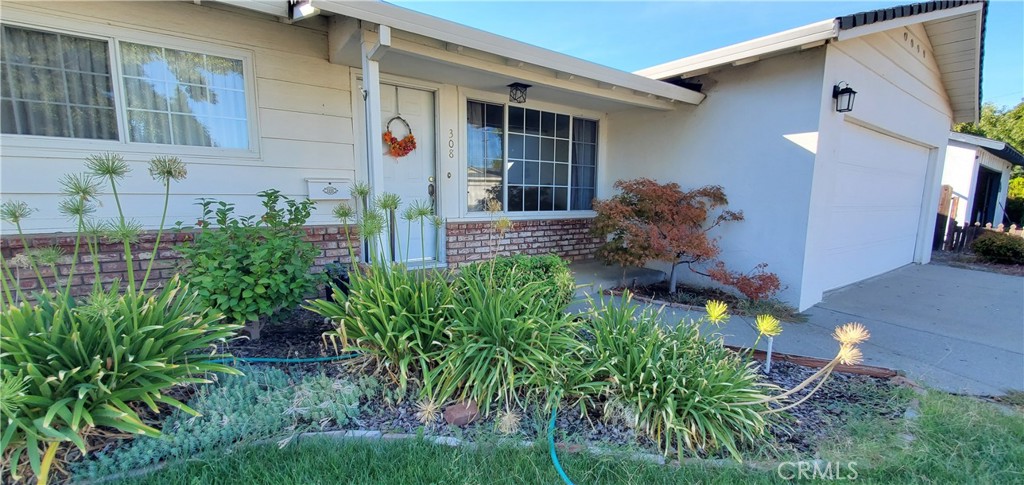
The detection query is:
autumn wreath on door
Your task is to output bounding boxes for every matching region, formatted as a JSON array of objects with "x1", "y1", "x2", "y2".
[{"x1": 383, "y1": 115, "x2": 417, "y2": 158}]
